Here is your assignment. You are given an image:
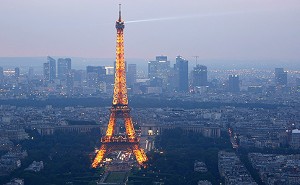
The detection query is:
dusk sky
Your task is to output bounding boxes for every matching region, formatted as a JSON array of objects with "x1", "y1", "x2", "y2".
[{"x1": 1, "y1": 0, "x2": 300, "y2": 62}]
